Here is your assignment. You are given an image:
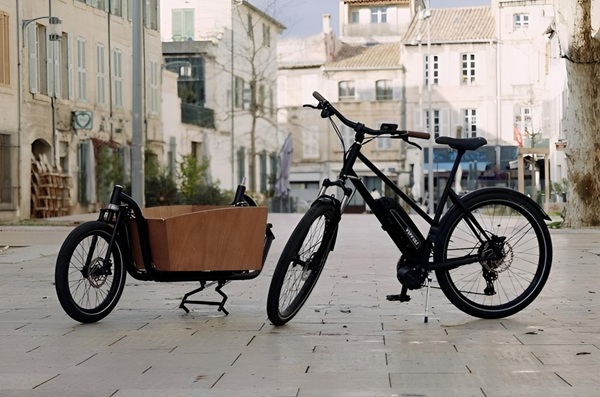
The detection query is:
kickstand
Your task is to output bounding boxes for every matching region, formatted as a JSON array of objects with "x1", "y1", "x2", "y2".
[
  {"x1": 179, "y1": 280, "x2": 230, "y2": 315},
  {"x1": 424, "y1": 276, "x2": 432, "y2": 323}
]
